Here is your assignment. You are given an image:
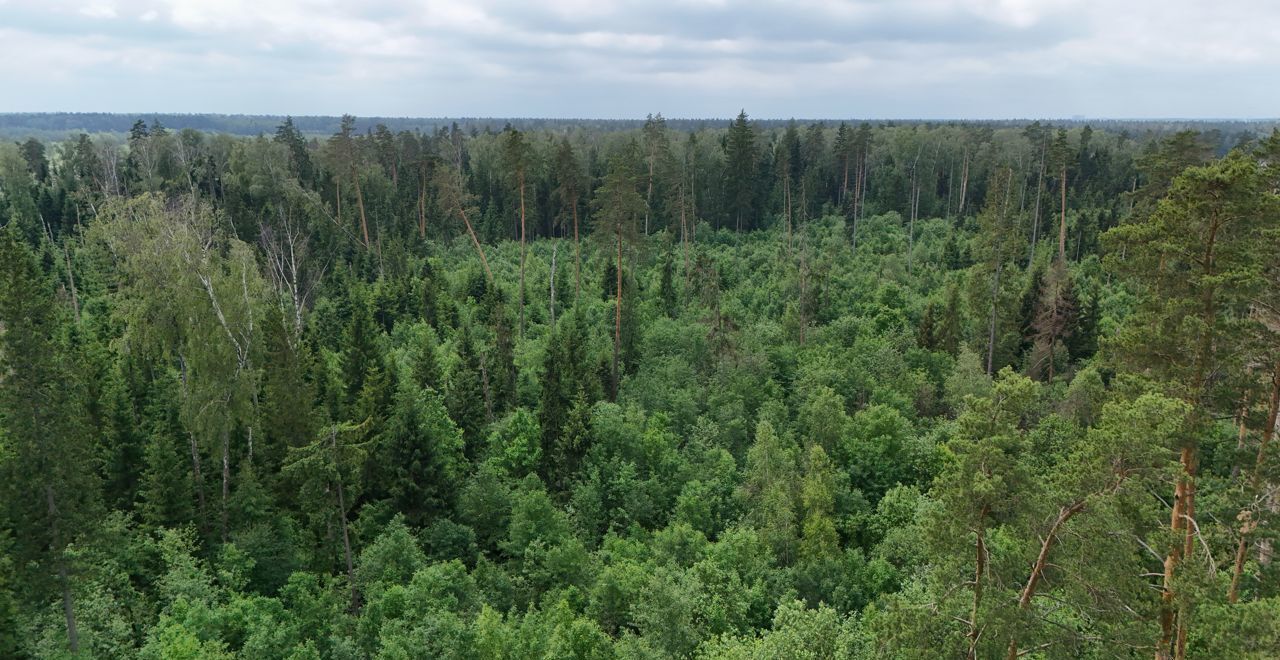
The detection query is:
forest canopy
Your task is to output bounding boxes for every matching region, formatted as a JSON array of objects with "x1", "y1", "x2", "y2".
[{"x1": 1, "y1": 113, "x2": 1279, "y2": 659}]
